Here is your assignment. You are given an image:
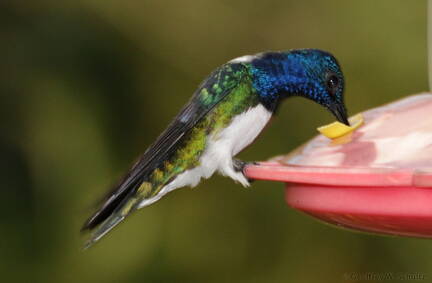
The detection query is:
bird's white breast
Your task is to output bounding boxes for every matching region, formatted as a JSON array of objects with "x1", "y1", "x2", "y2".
[{"x1": 212, "y1": 103, "x2": 272, "y2": 156}]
